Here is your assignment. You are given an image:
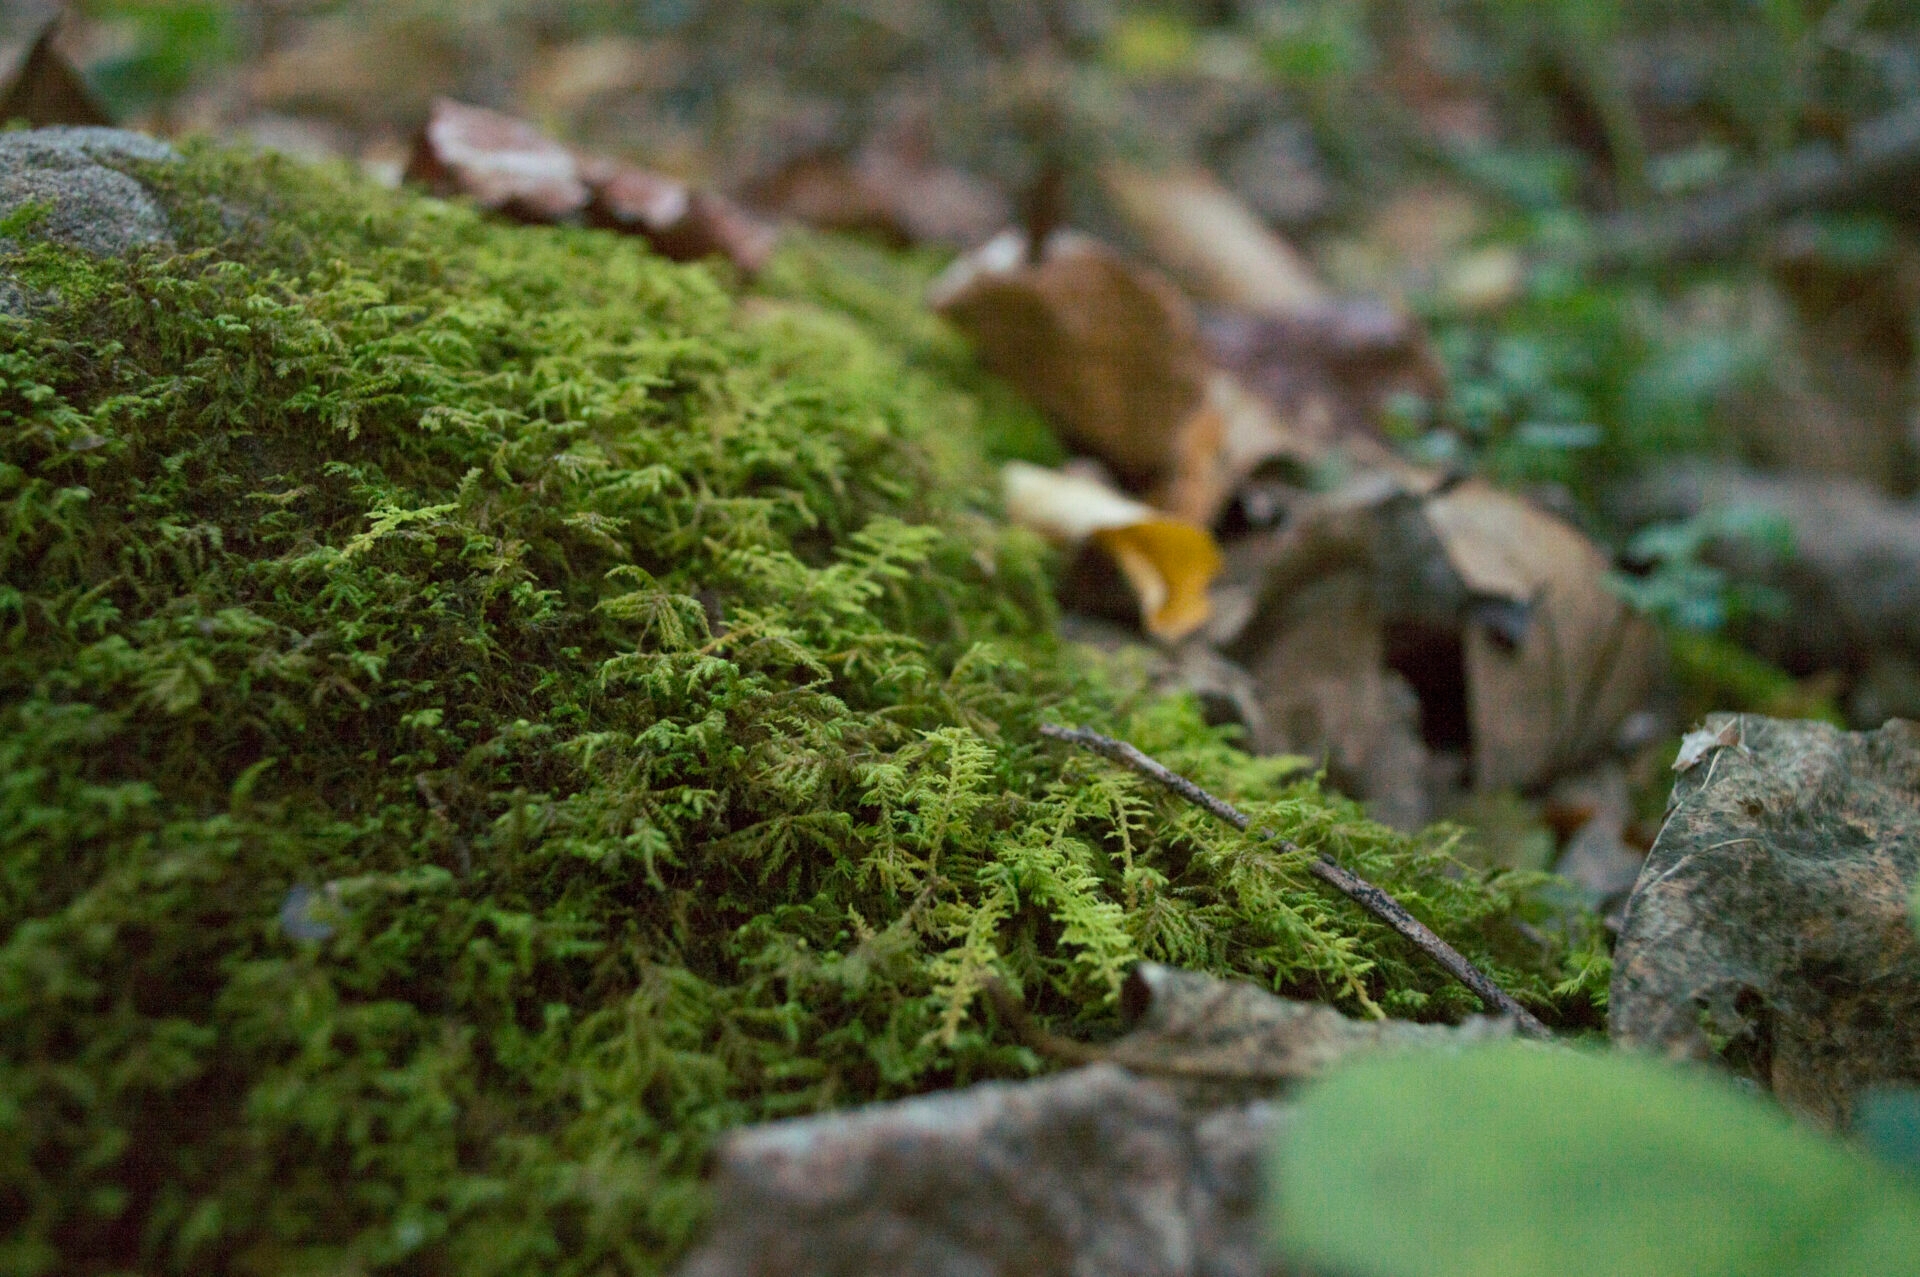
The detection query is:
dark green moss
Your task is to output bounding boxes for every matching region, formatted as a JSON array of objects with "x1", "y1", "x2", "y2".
[{"x1": 0, "y1": 145, "x2": 1596, "y2": 1275}]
